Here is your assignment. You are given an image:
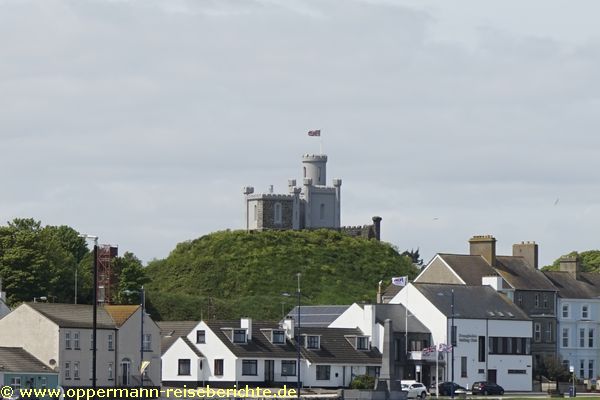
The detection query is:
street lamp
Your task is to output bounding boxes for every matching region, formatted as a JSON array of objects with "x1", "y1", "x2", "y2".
[
  {"x1": 123, "y1": 287, "x2": 146, "y2": 392},
  {"x1": 79, "y1": 234, "x2": 98, "y2": 392},
  {"x1": 451, "y1": 289, "x2": 455, "y2": 400},
  {"x1": 282, "y1": 273, "x2": 302, "y2": 399}
]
